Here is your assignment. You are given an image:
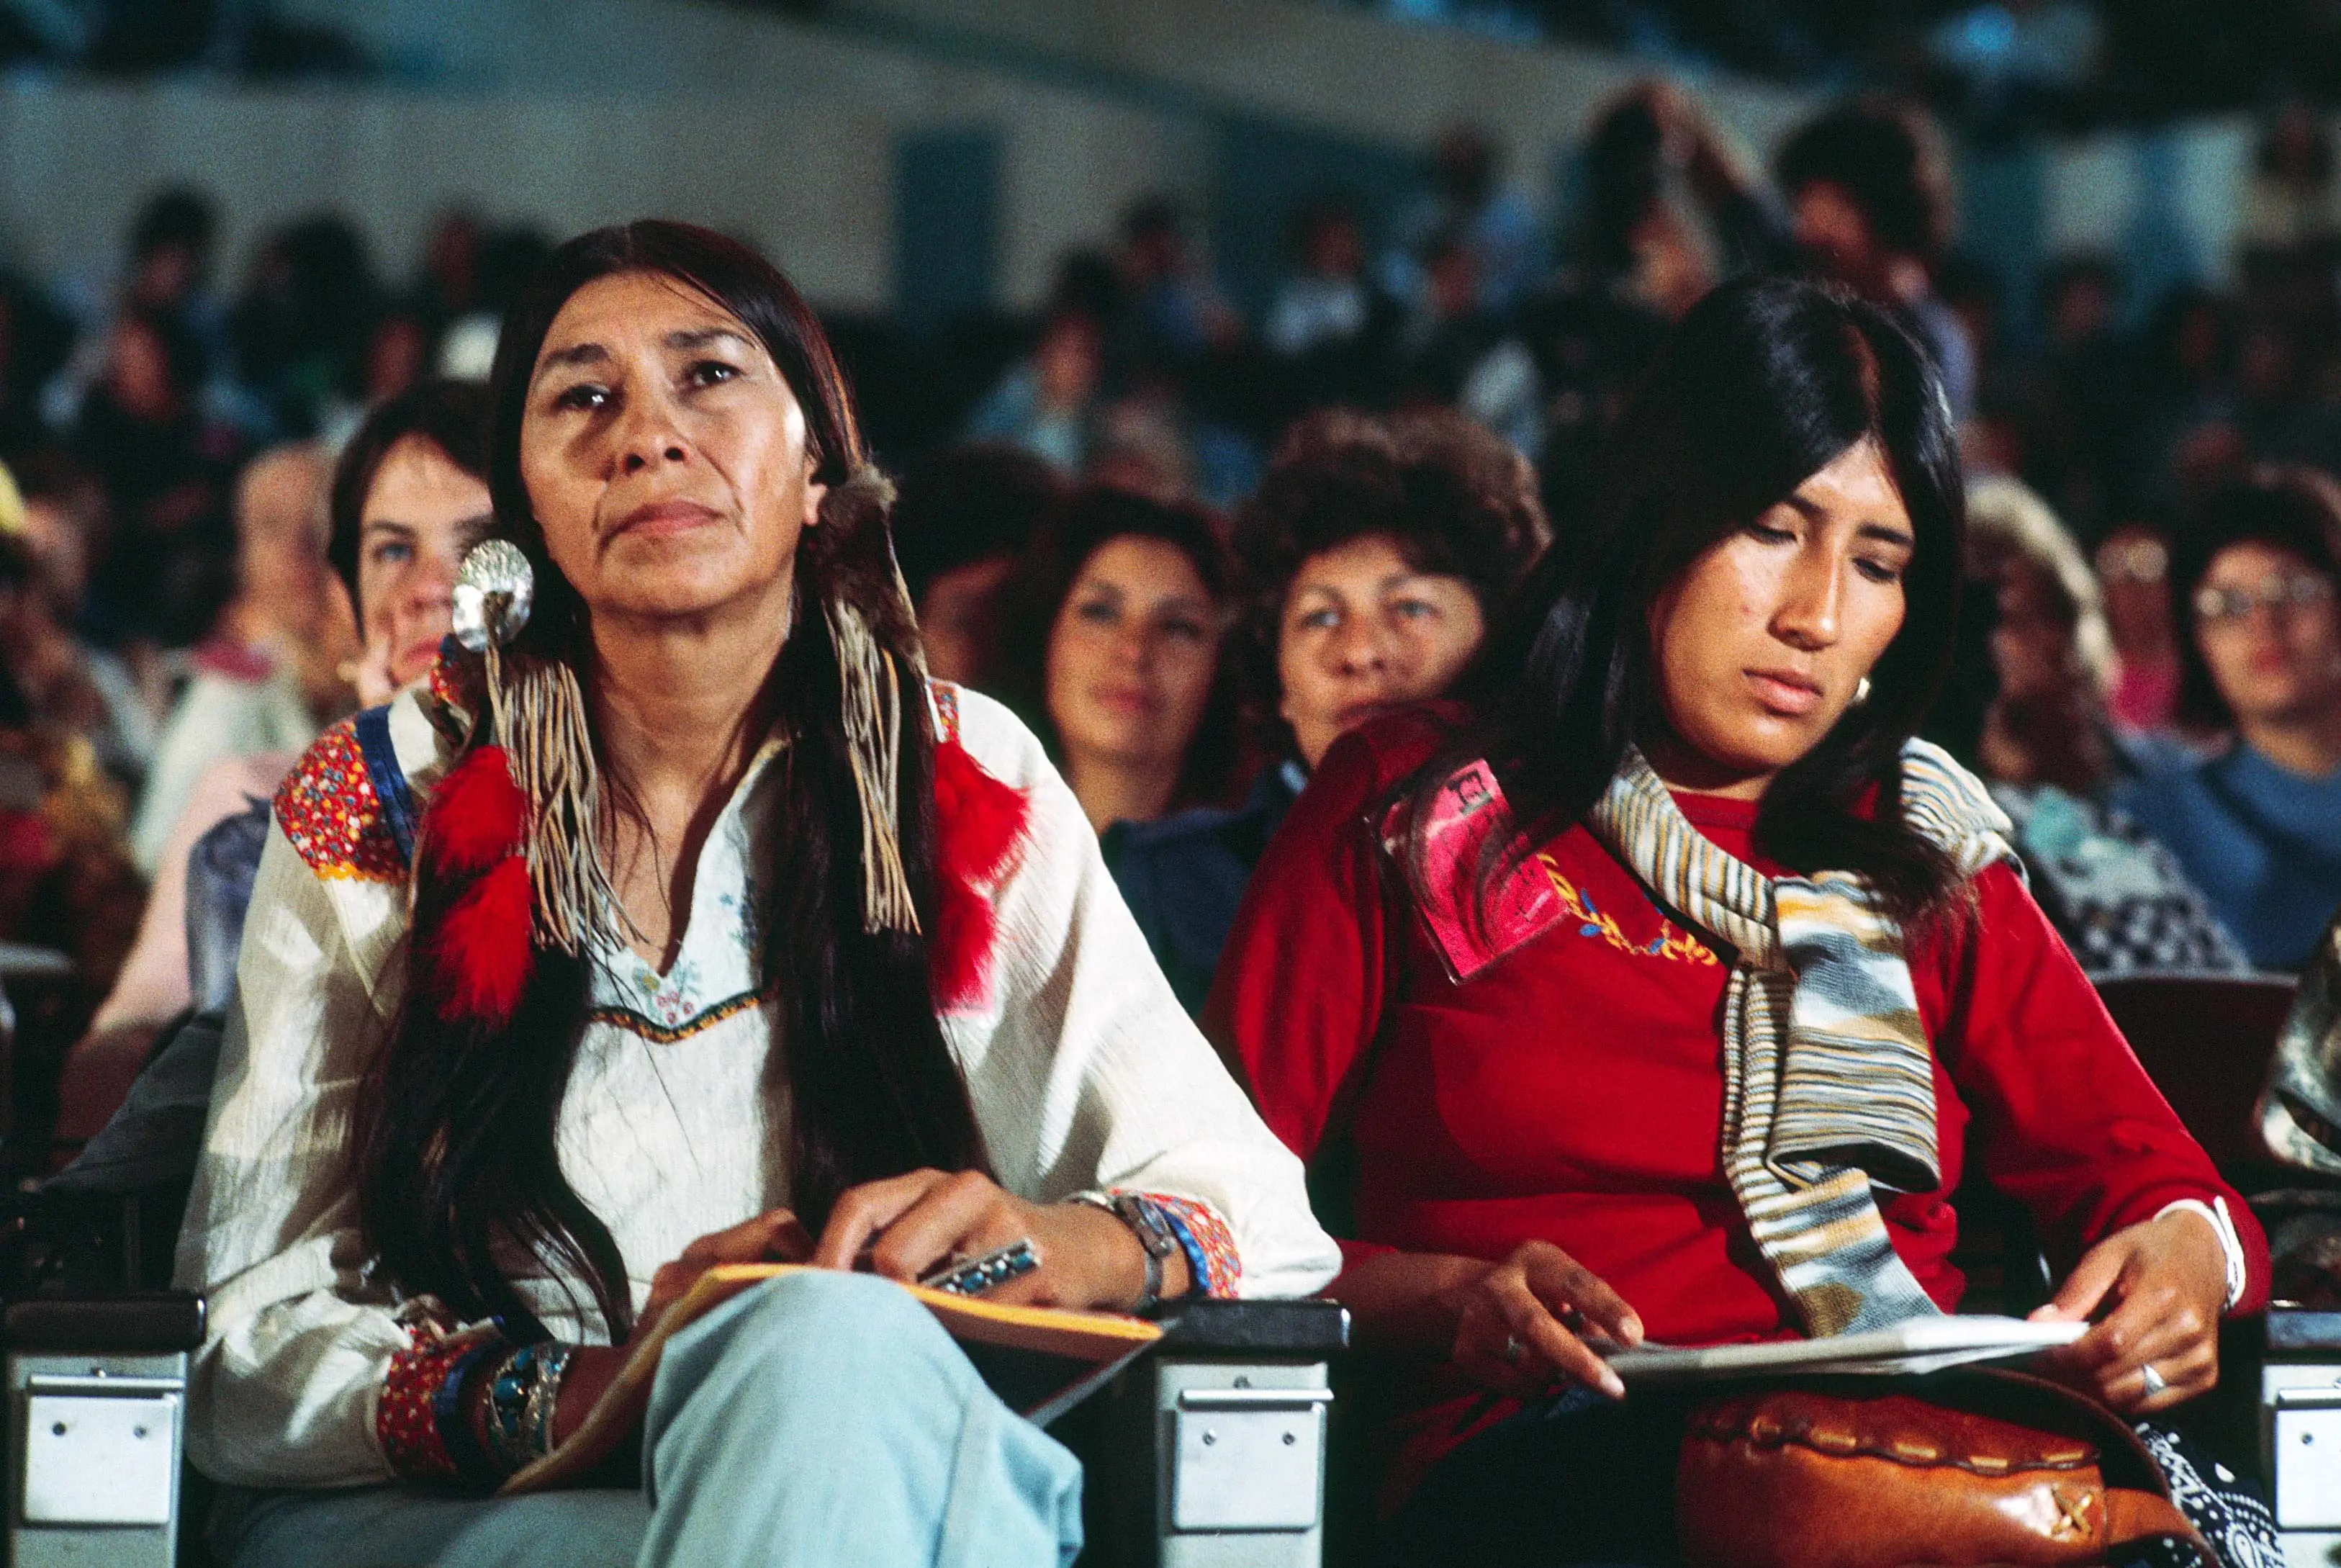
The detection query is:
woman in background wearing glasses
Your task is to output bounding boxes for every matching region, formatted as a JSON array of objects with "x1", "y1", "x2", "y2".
[{"x1": 2116, "y1": 467, "x2": 2341, "y2": 970}]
